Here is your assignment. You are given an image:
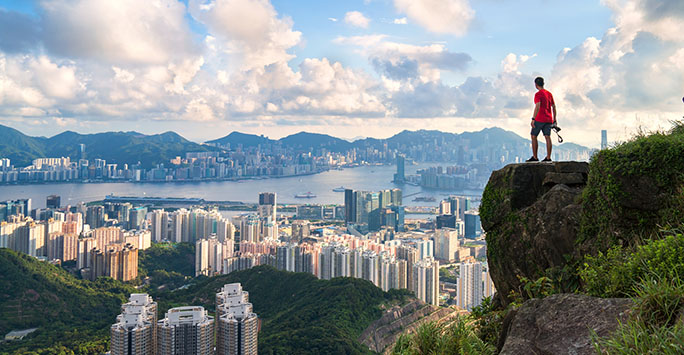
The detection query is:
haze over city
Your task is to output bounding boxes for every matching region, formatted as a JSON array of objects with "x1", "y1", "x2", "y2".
[{"x1": 1, "y1": 0, "x2": 682, "y2": 147}]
